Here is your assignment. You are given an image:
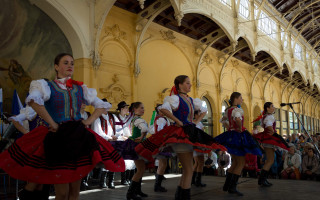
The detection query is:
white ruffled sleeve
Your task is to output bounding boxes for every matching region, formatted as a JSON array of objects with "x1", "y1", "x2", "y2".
[
  {"x1": 25, "y1": 79, "x2": 51, "y2": 105},
  {"x1": 193, "y1": 98, "x2": 208, "y2": 114},
  {"x1": 92, "y1": 118, "x2": 112, "y2": 141},
  {"x1": 159, "y1": 95, "x2": 179, "y2": 112},
  {"x1": 134, "y1": 118, "x2": 148, "y2": 133},
  {"x1": 263, "y1": 115, "x2": 275, "y2": 128},
  {"x1": 196, "y1": 122, "x2": 204, "y2": 130},
  {"x1": 156, "y1": 118, "x2": 168, "y2": 132},
  {"x1": 82, "y1": 85, "x2": 112, "y2": 110},
  {"x1": 9, "y1": 106, "x2": 37, "y2": 125},
  {"x1": 232, "y1": 108, "x2": 243, "y2": 120}
]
